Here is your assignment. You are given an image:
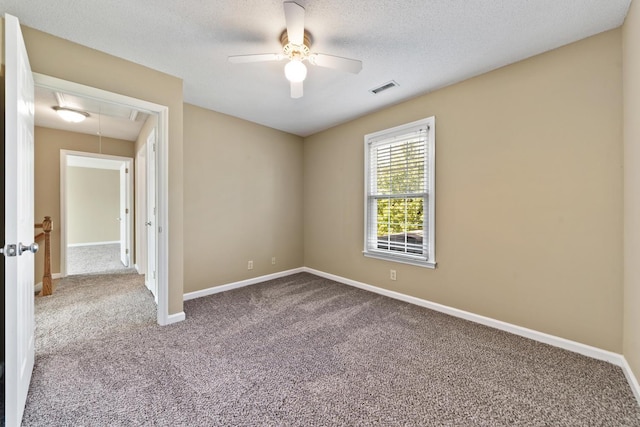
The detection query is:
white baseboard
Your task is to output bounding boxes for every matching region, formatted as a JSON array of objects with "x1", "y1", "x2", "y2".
[
  {"x1": 304, "y1": 267, "x2": 640, "y2": 404},
  {"x1": 621, "y1": 358, "x2": 640, "y2": 404},
  {"x1": 163, "y1": 311, "x2": 186, "y2": 325},
  {"x1": 68, "y1": 241, "x2": 119, "y2": 247},
  {"x1": 183, "y1": 268, "x2": 306, "y2": 301}
]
